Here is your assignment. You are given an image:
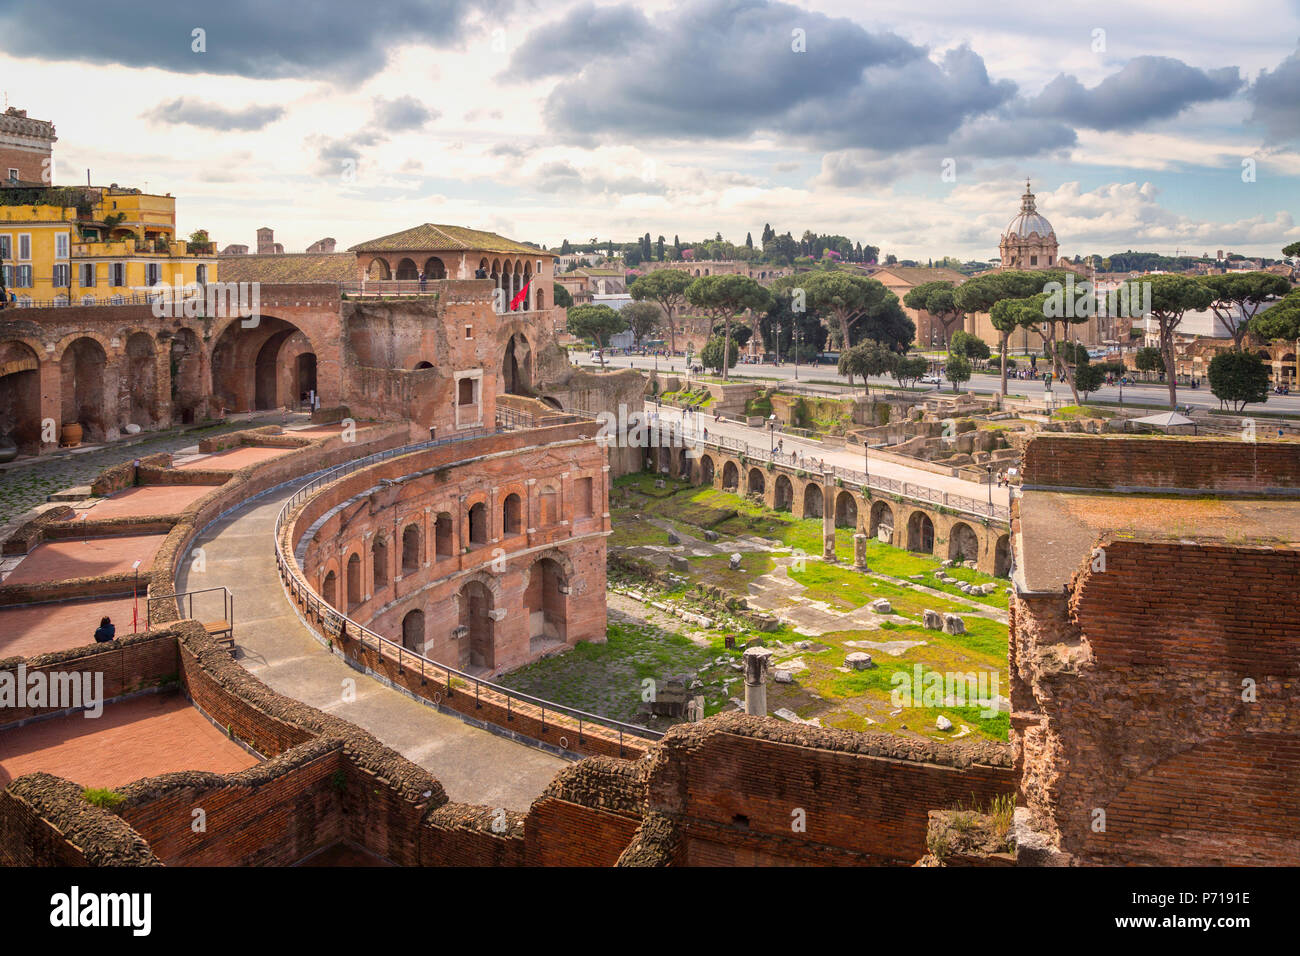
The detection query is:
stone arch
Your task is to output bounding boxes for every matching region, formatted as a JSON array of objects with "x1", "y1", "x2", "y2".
[
  {"x1": 210, "y1": 315, "x2": 319, "y2": 413},
  {"x1": 123, "y1": 331, "x2": 158, "y2": 429},
  {"x1": 366, "y1": 257, "x2": 391, "y2": 280},
  {"x1": 524, "y1": 556, "x2": 567, "y2": 649},
  {"x1": 414, "y1": 360, "x2": 434, "y2": 370},
  {"x1": 169, "y1": 328, "x2": 204, "y2": 424},
  {"x1": 678, "y1": 447, "x2": 693, "y2": 480},
  {"x1": 423, "y1": 256, "x2": 447, "y2": 280},
  {"x1": 61, "y1": 336, "x2": 110, "y2": 441},
  {"x1": 948, "y1": 521, "x2": 979, "y2": 564},
  {"x1": 435, "y1": 511, "x2": 454, "y2": 558},
  {"x1": 699, "y1": 454, "x2": 715, "y2": 486},
  {"x1": 322, "y1": 570, "x2": 337, "y2": 609},
  {"x1": 503, "y1": 492, "x2": 523, "y2": 535},
  {"x1": 503, "y1": 331, "x2": 532, "y2": 395},
  {"x1": 401, "y1": 608, "x2": 425, "y2": 653},
  {"x1": 907, "y1": 511, "x2": 935, "y2": 553},
  {"x1": 774, "y1": 474, "x2": 794, "y2": 511},
  {"x1": 372, "y1": 535, "x2": 389, "y2": 591},
  {"x1": 468, "y1": 501, "x2": 488, "y2": 546},
  {"x1": 395, "y1": 257, "x2": 418, "y2": 280},
  {"x1": 346, "y1": 553, "x2": 362, "y2": 610},
  {"x1": 459, "y1": 579, "x2": 495, "y2": 672},
  {"x1": 835, "y1": 490, "x2": 858, "y2": 529},
  {"x1": 722, "y1": 460, "x2": 739, "y2": 491},
  {"x1": 994, "y1": 533, "x2": 1011, "y2": 577},
  {"x1": 402, "y1": 522, "x2": 421, "y2": 573},
  {"x1": 869, "y1": 500, "x2": 895, "y2": 542},
  {"x1": 747, "y1": 467, "x2": 765, "y2": 496},
  {"x1": 0, "y1": 340, "x2": 43, "y2": 453},
  {"x1": 803, "y1": 482, "x2": 824, "y2": 518}
]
